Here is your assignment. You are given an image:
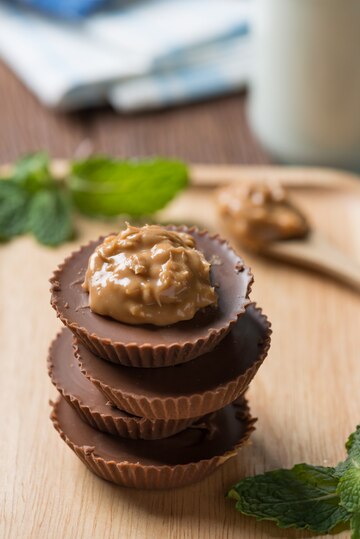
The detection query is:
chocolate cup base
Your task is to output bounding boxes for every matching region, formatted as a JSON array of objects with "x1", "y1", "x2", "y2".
[
  {"x1": 76, "y1": 304, "x2": 271, "y2": 420},
  {"x1": 48, "y1": 329, "x2": 196, "y2": 439},
  {"x1": 51, "y1": 396, "x2": 255, "y2": 490},
  {"x1": 50, "y1": 227, "x2": 253, "y2": 367}
]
